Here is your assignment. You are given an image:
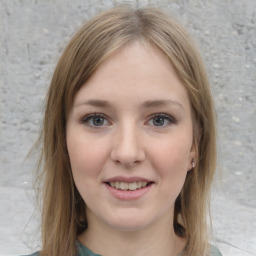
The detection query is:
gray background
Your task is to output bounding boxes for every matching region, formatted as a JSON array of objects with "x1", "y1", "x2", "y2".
[{"x1": 0, "y1": 0, "x2": 255, "y2": 255}]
